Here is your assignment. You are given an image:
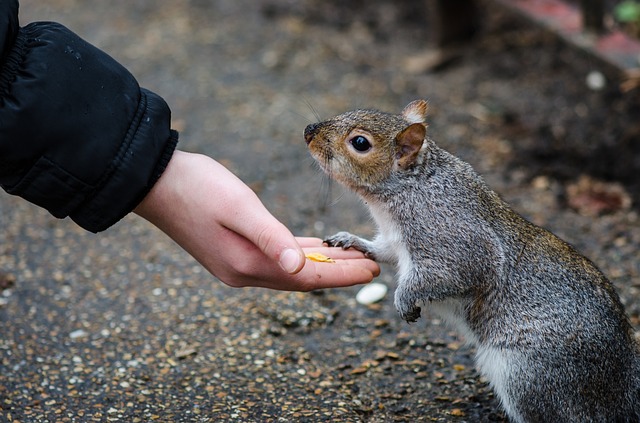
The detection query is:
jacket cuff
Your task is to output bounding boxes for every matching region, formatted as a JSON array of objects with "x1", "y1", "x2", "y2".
[{"x1": 70, "y1": 89, "x2": 180, "y2": 232}]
